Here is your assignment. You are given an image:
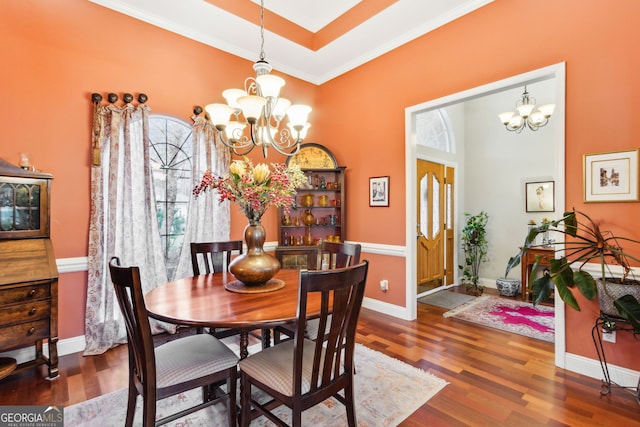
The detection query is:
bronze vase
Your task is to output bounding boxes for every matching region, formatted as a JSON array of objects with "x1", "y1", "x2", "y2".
[{"x1": 229, "y1": 220, "x2": 280, "y2": 286}]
